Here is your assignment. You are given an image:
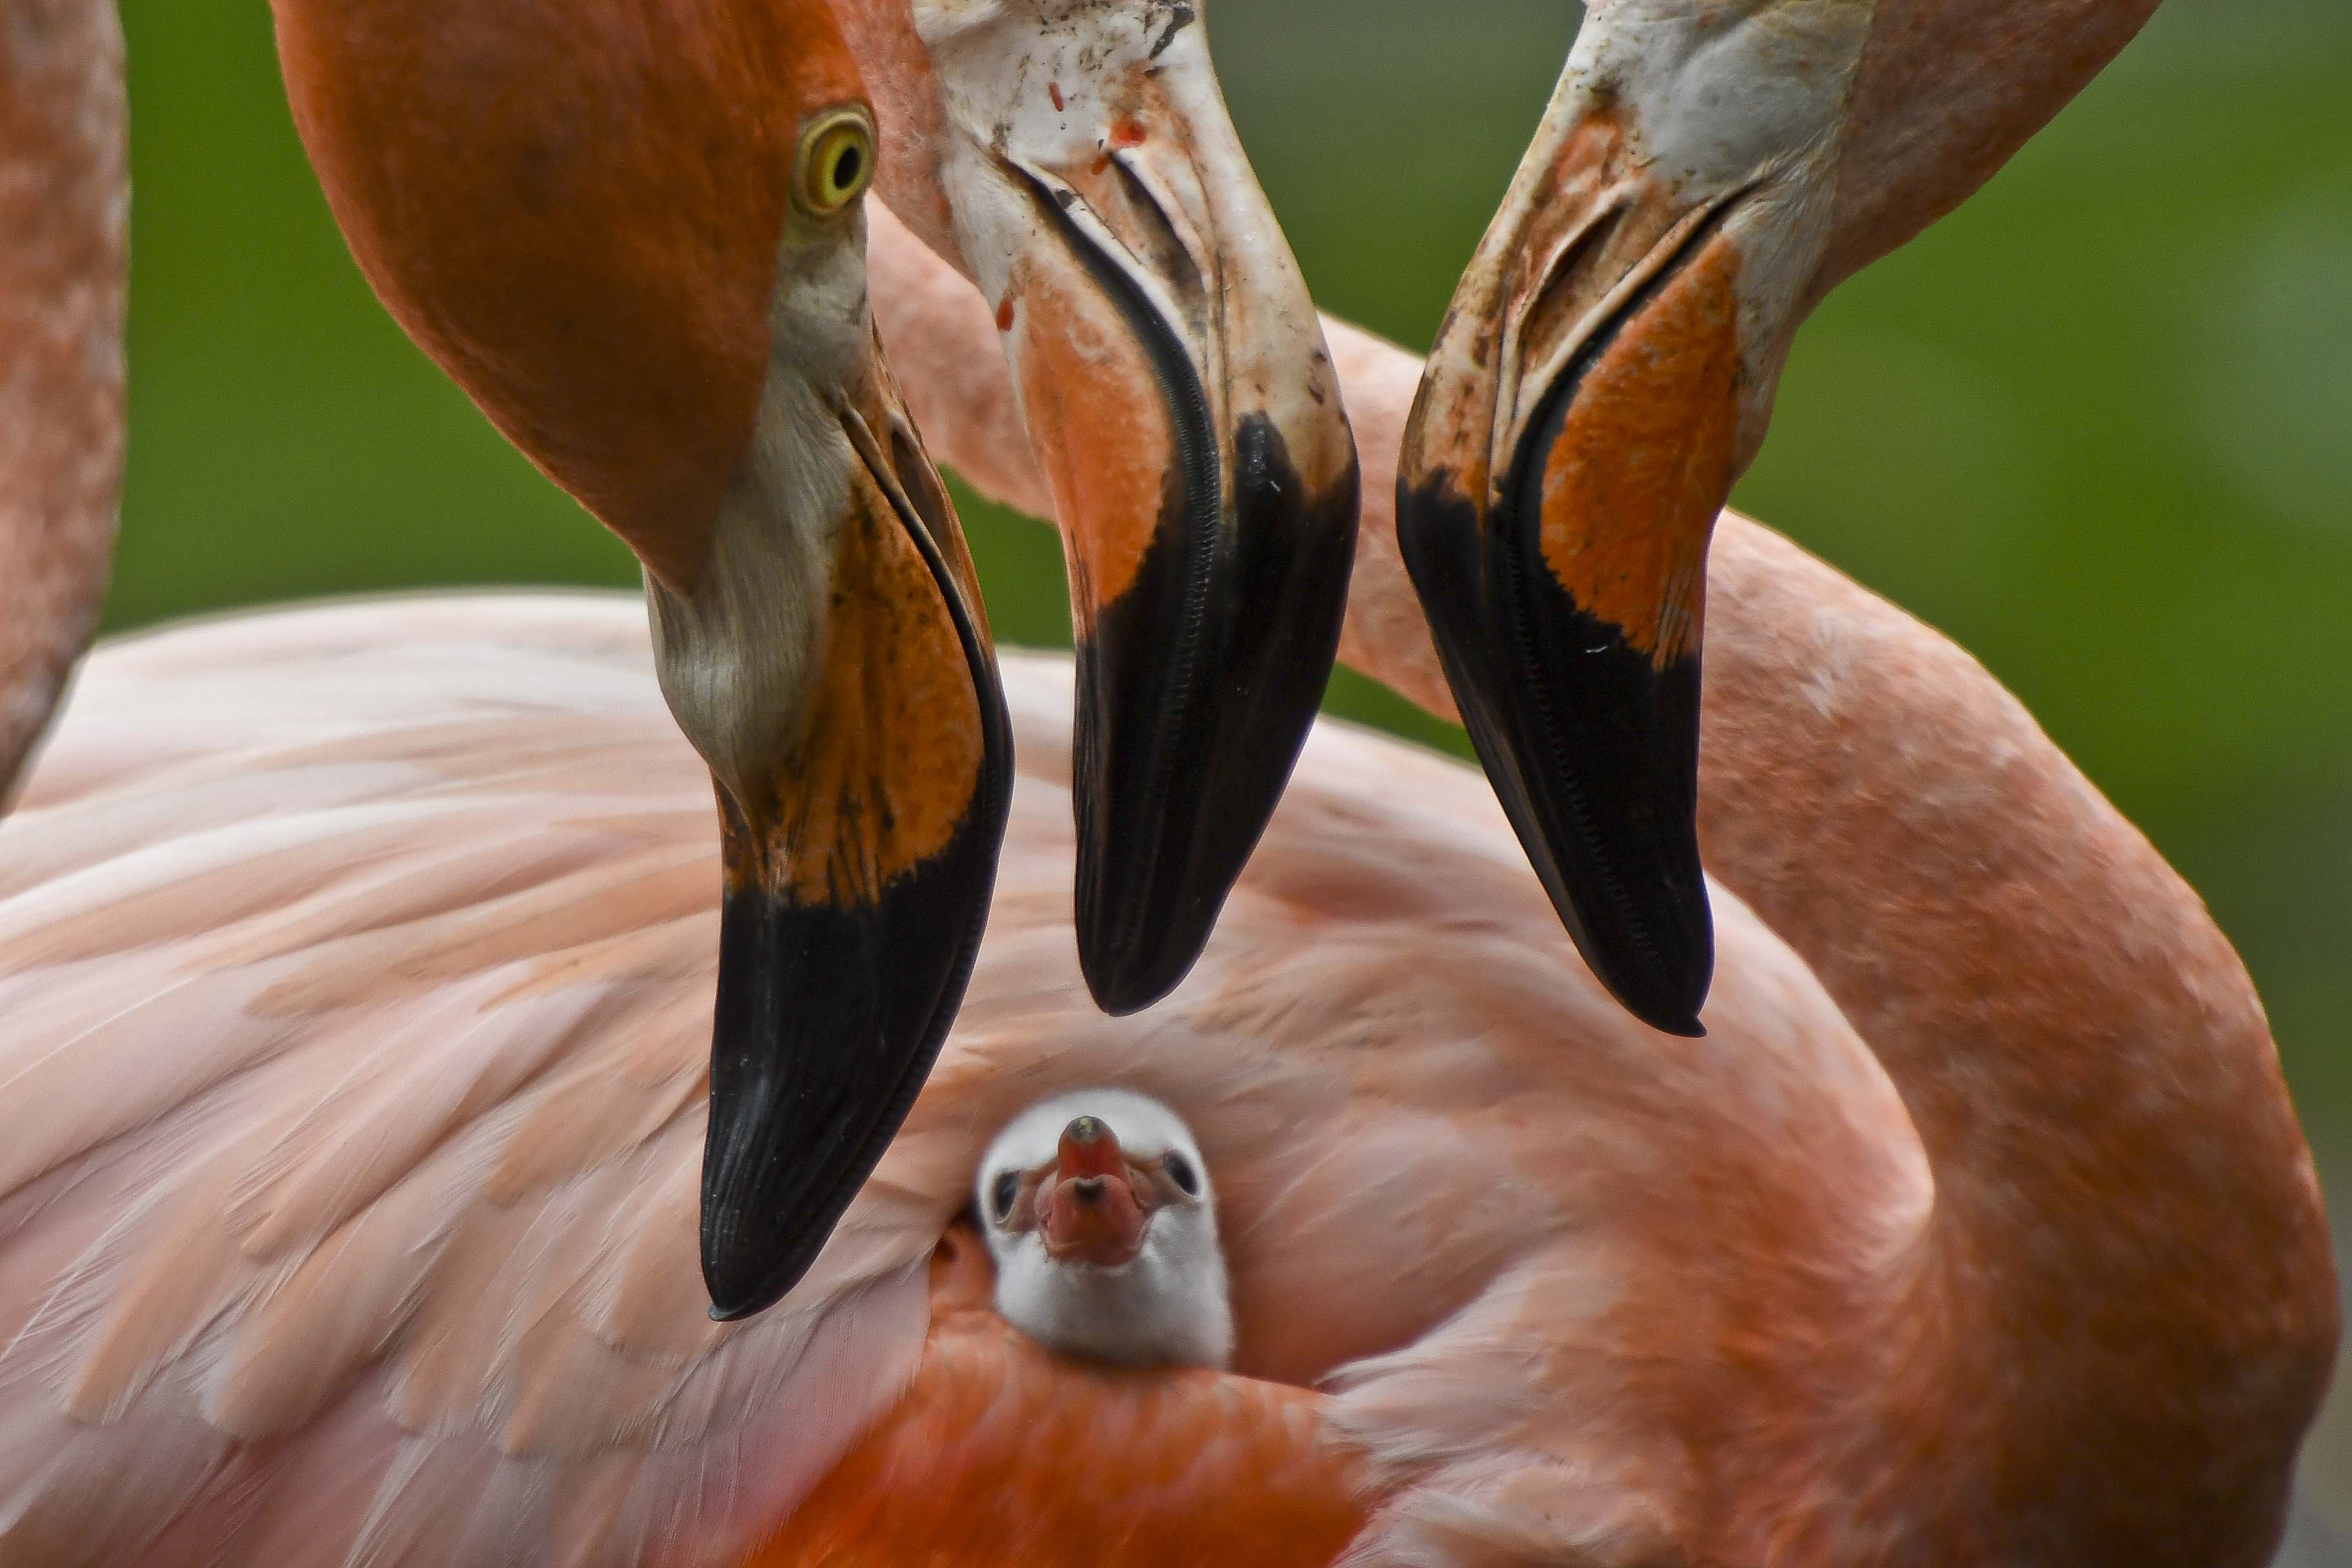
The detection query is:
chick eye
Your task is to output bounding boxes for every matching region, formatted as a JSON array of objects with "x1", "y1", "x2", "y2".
[
  {"x1": 990, "y1": 1171, "x2": 1021, "y2": 1222},
  {"x1": 1163, "y1": 1152, "x2": 1199, "y2": 1197},
  {"x1": 794, "y1": 107, "x2": 875, "y2": 219}
]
